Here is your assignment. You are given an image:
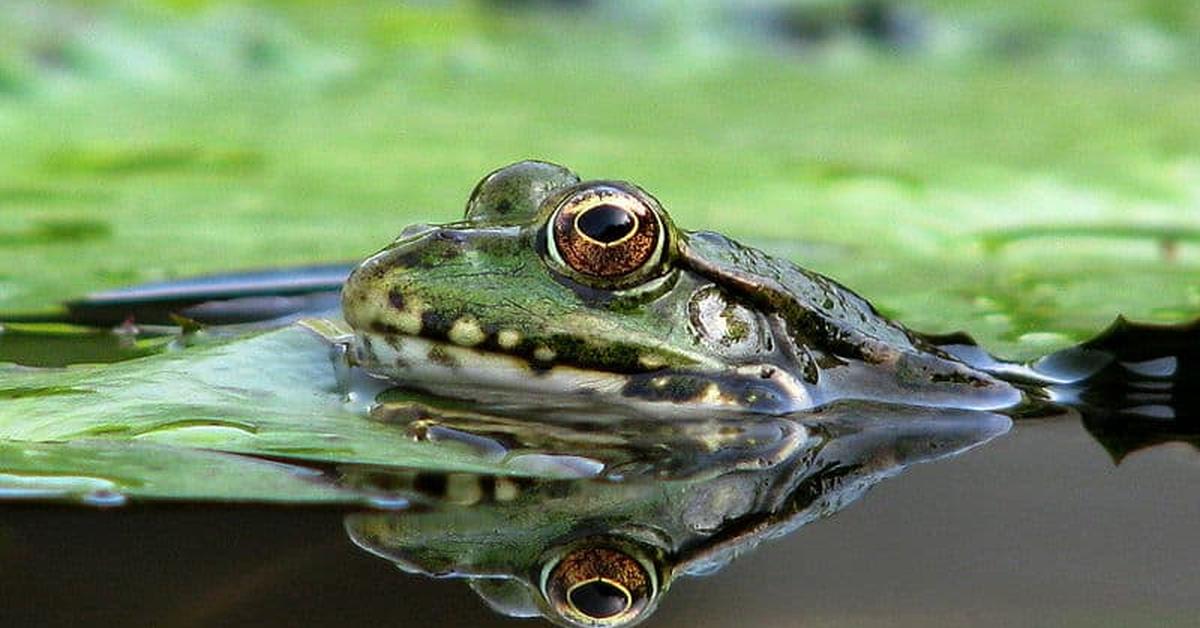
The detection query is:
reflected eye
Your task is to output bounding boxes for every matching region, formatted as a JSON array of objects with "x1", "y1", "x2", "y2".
[
  {"x1": 546, "y1": 185, "x2": 668, "y2": 287},
  {"x1": 542, "y1": 545, "x2": 655, "y2": 627}
]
